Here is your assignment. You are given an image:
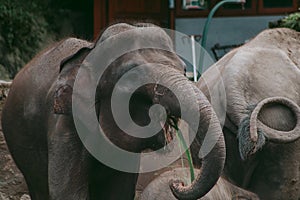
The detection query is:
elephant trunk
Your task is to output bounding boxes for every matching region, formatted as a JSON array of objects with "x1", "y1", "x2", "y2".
[
  {"x1": 168, "y1": 89, "x2": 226, "y2": 200},
  {"x1": 238, "y1": 96, "x2": 300, "y2": 160},
  {"x1": 249, "y1": 97, "x2": 300, "y2": 143},
  {"x1": 148, "y1": 65, "x2": 226, "y2": 200}
]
